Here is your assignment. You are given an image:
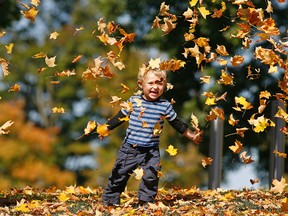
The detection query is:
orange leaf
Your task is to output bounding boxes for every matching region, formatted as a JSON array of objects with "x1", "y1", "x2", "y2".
[
  {"x1": 153, "y1": 122, "x2": 162, "y2": 136},
  {"x1": 273, "y1": 150, "x2": 287, "y2": 159},
  {"x1": 9, "y1": 84, "x2": 21, "y2": 92},
  {"x1": 229, "y1": 140, "x2": 243, "y2": 154},
  {"x1": 0, "y1": 120, "x2": 14, "y2": 135},
  {"x1": 202, "y1": 157, "x2": 213, "y2": 168},
  {"x1": 240, "y1": 151, "x2": 254, "y2": 164},
  {"x1": 96, "y1": 123, "x2": 109, "y2": 138},
  {"x1": 21, "y1": 6, "x2": 39, "y2": 22}
]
